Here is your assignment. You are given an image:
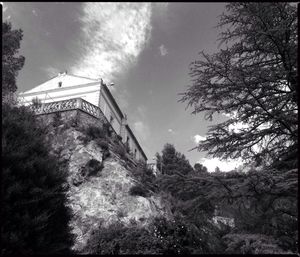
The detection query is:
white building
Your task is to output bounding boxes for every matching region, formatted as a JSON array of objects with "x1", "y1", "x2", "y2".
[{"x1": 18, "y1": 71, "x2": 147, "y2": 162}]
